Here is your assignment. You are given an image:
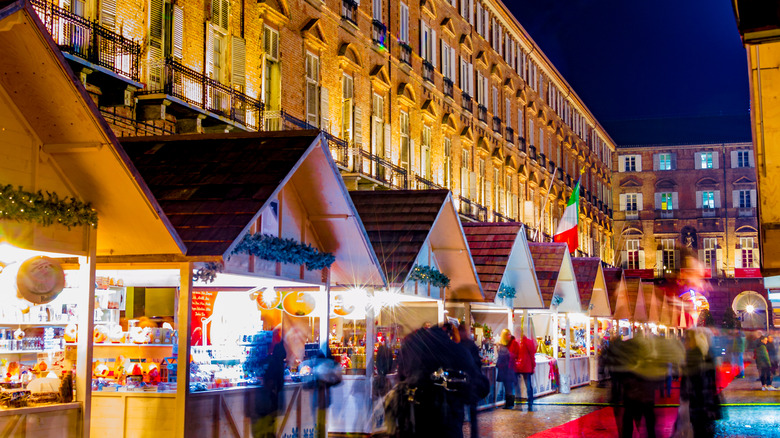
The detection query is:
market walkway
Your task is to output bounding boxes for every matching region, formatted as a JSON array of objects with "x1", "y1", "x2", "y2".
[{"x1": 466, "y1": 361, "x2": 780, "y2": 438}]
